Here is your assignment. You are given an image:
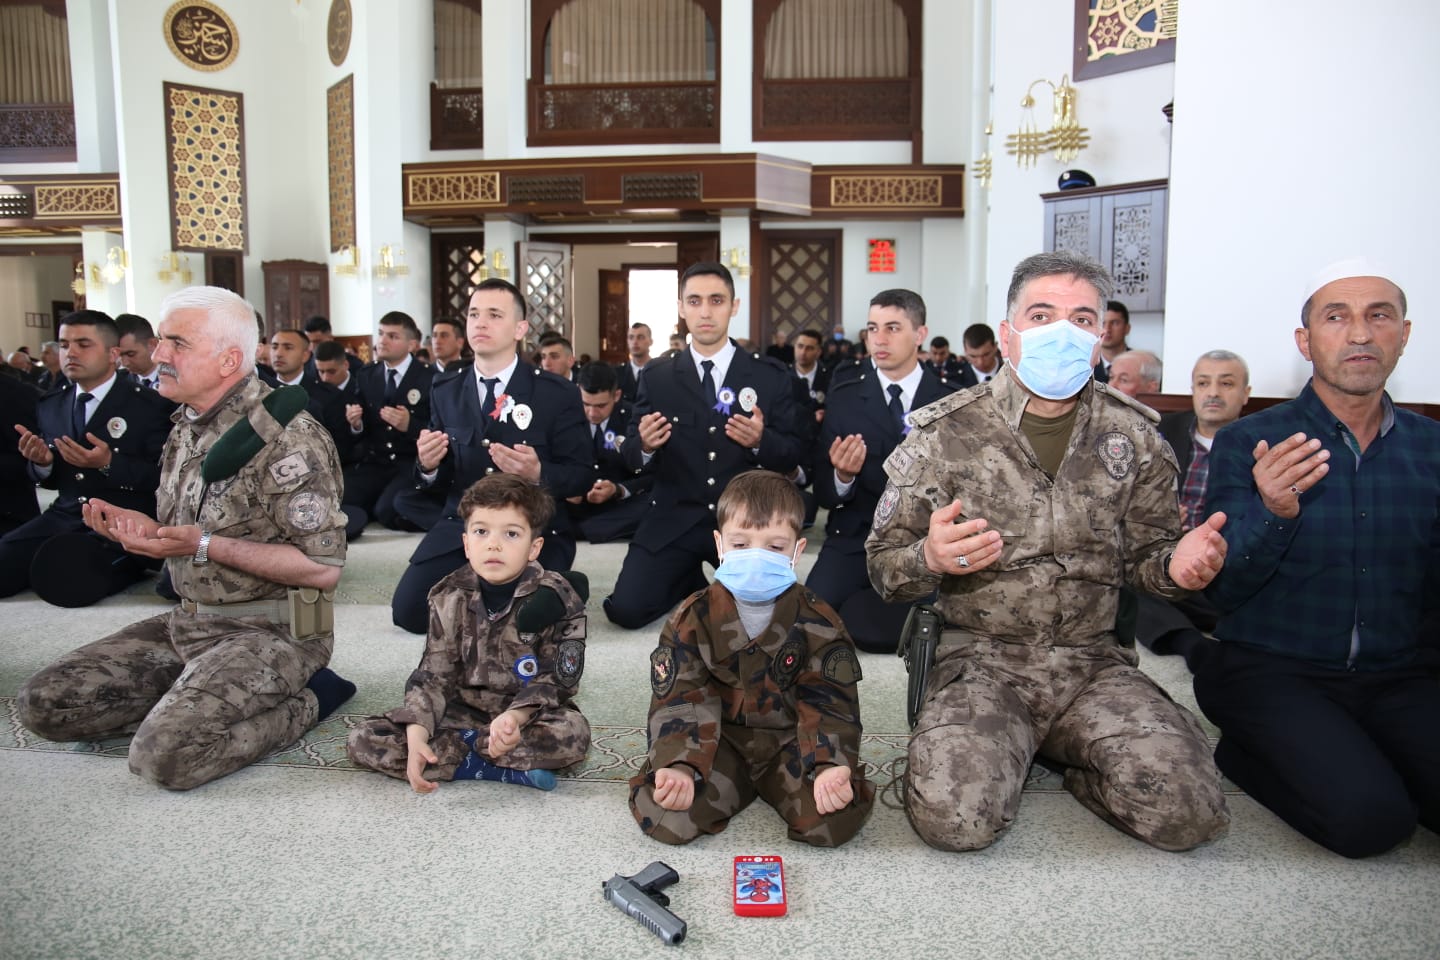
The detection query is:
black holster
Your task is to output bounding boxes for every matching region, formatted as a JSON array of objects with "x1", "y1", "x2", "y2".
[{"x1": 897, "y1": 603, "x2": 943, "y2": 728}]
